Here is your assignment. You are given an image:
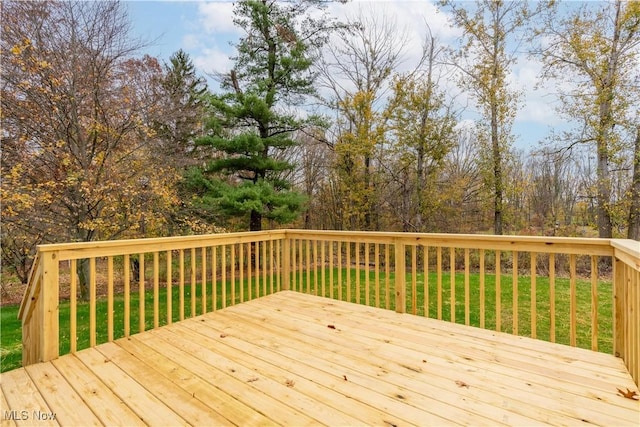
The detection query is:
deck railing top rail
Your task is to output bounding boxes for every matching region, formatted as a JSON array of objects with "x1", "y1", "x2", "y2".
[{"x1": 284, "y1": 229, "x2": 620, "y2": 255}]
